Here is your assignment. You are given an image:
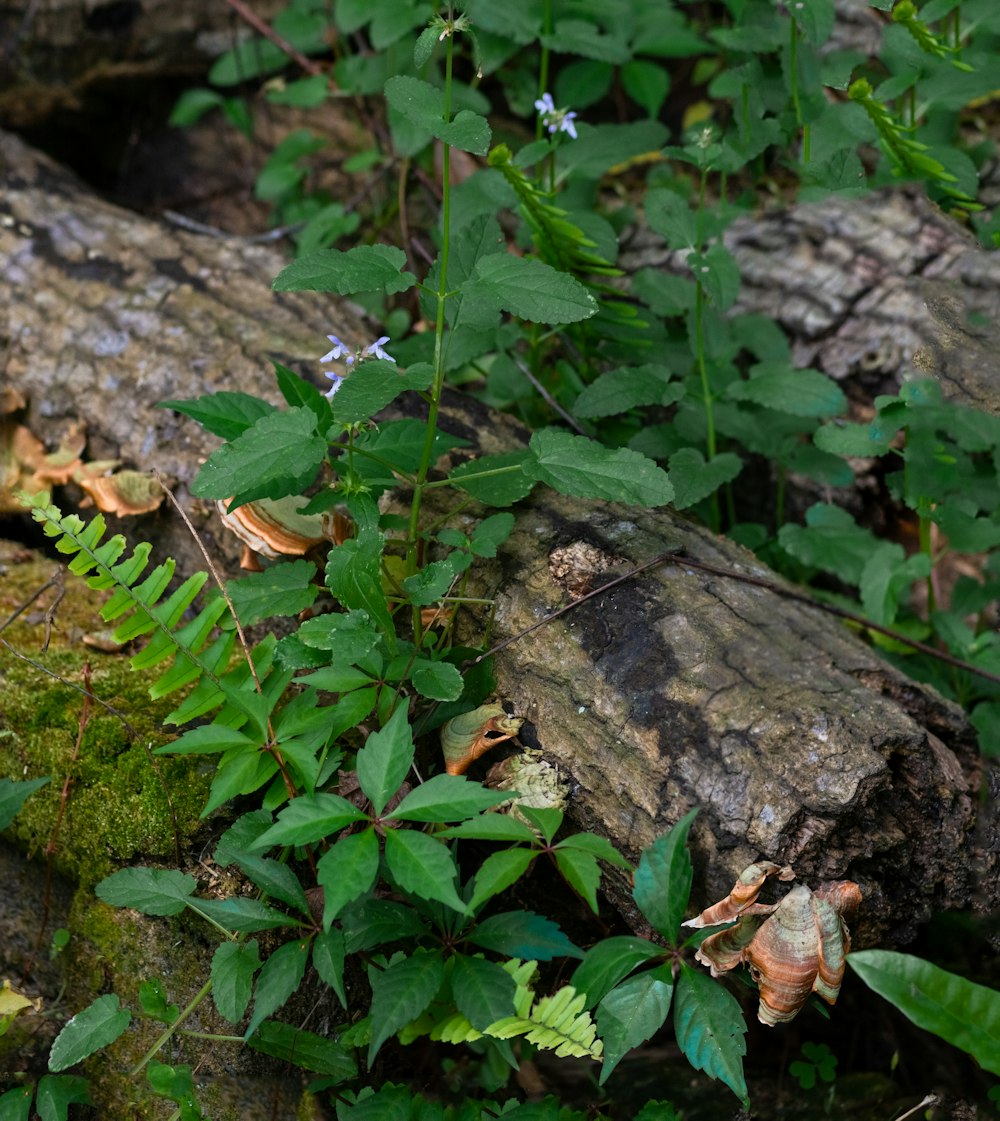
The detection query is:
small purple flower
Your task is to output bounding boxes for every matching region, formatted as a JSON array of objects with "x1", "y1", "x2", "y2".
[
  {"x1": 559, "y1": 112, "x2": 578, "y2": 139},
  {"x1": 534, "y1": 92, "x2": 579, "y2": 140},
  {"x1": 534, "y1": 92, "x2": 556, "y2": 117},
  {"x1": 365, "y1": 336, "x2": 396, "y2": 363},
  {"x1": 320, "y1": 335, "x2": 350, "y2": 363},
  {"x1": 323, "y1": 371, "x2": 344, "y2": 399}
]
